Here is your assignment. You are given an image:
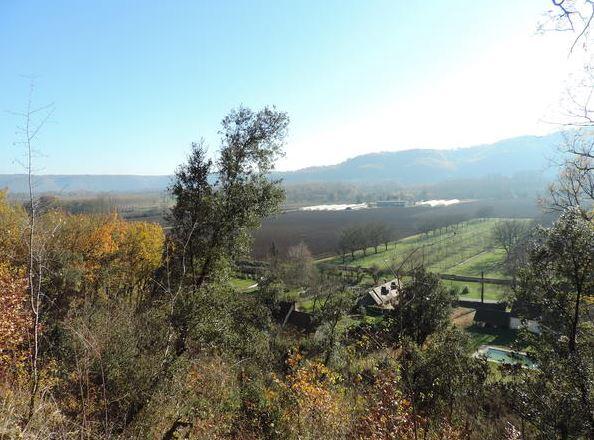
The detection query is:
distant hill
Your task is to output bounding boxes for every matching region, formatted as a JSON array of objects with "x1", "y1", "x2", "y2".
[
  {"x1": 275, "y1": 132, "x2": 564, "y2": 185},
  {"x1": 0, "y1": 132, "x2": 564, "y2": 193},
  {"x1": 0, "y1": 174, "x2": 172, "y2": 194}
]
